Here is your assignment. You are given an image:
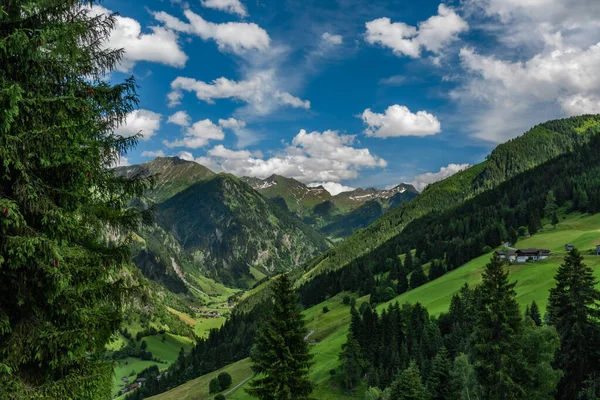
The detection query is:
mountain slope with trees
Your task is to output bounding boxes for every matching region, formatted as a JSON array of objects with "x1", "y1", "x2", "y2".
[
  {"x1": 300, "y1": 115, "x2": 600, "y2": 284},
  {"x1": 129, "y1": 116, "x2": 600, "y2": 400},
  {"x1": 156, "y1": 174, "x2": 330, "y2": 286}
]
